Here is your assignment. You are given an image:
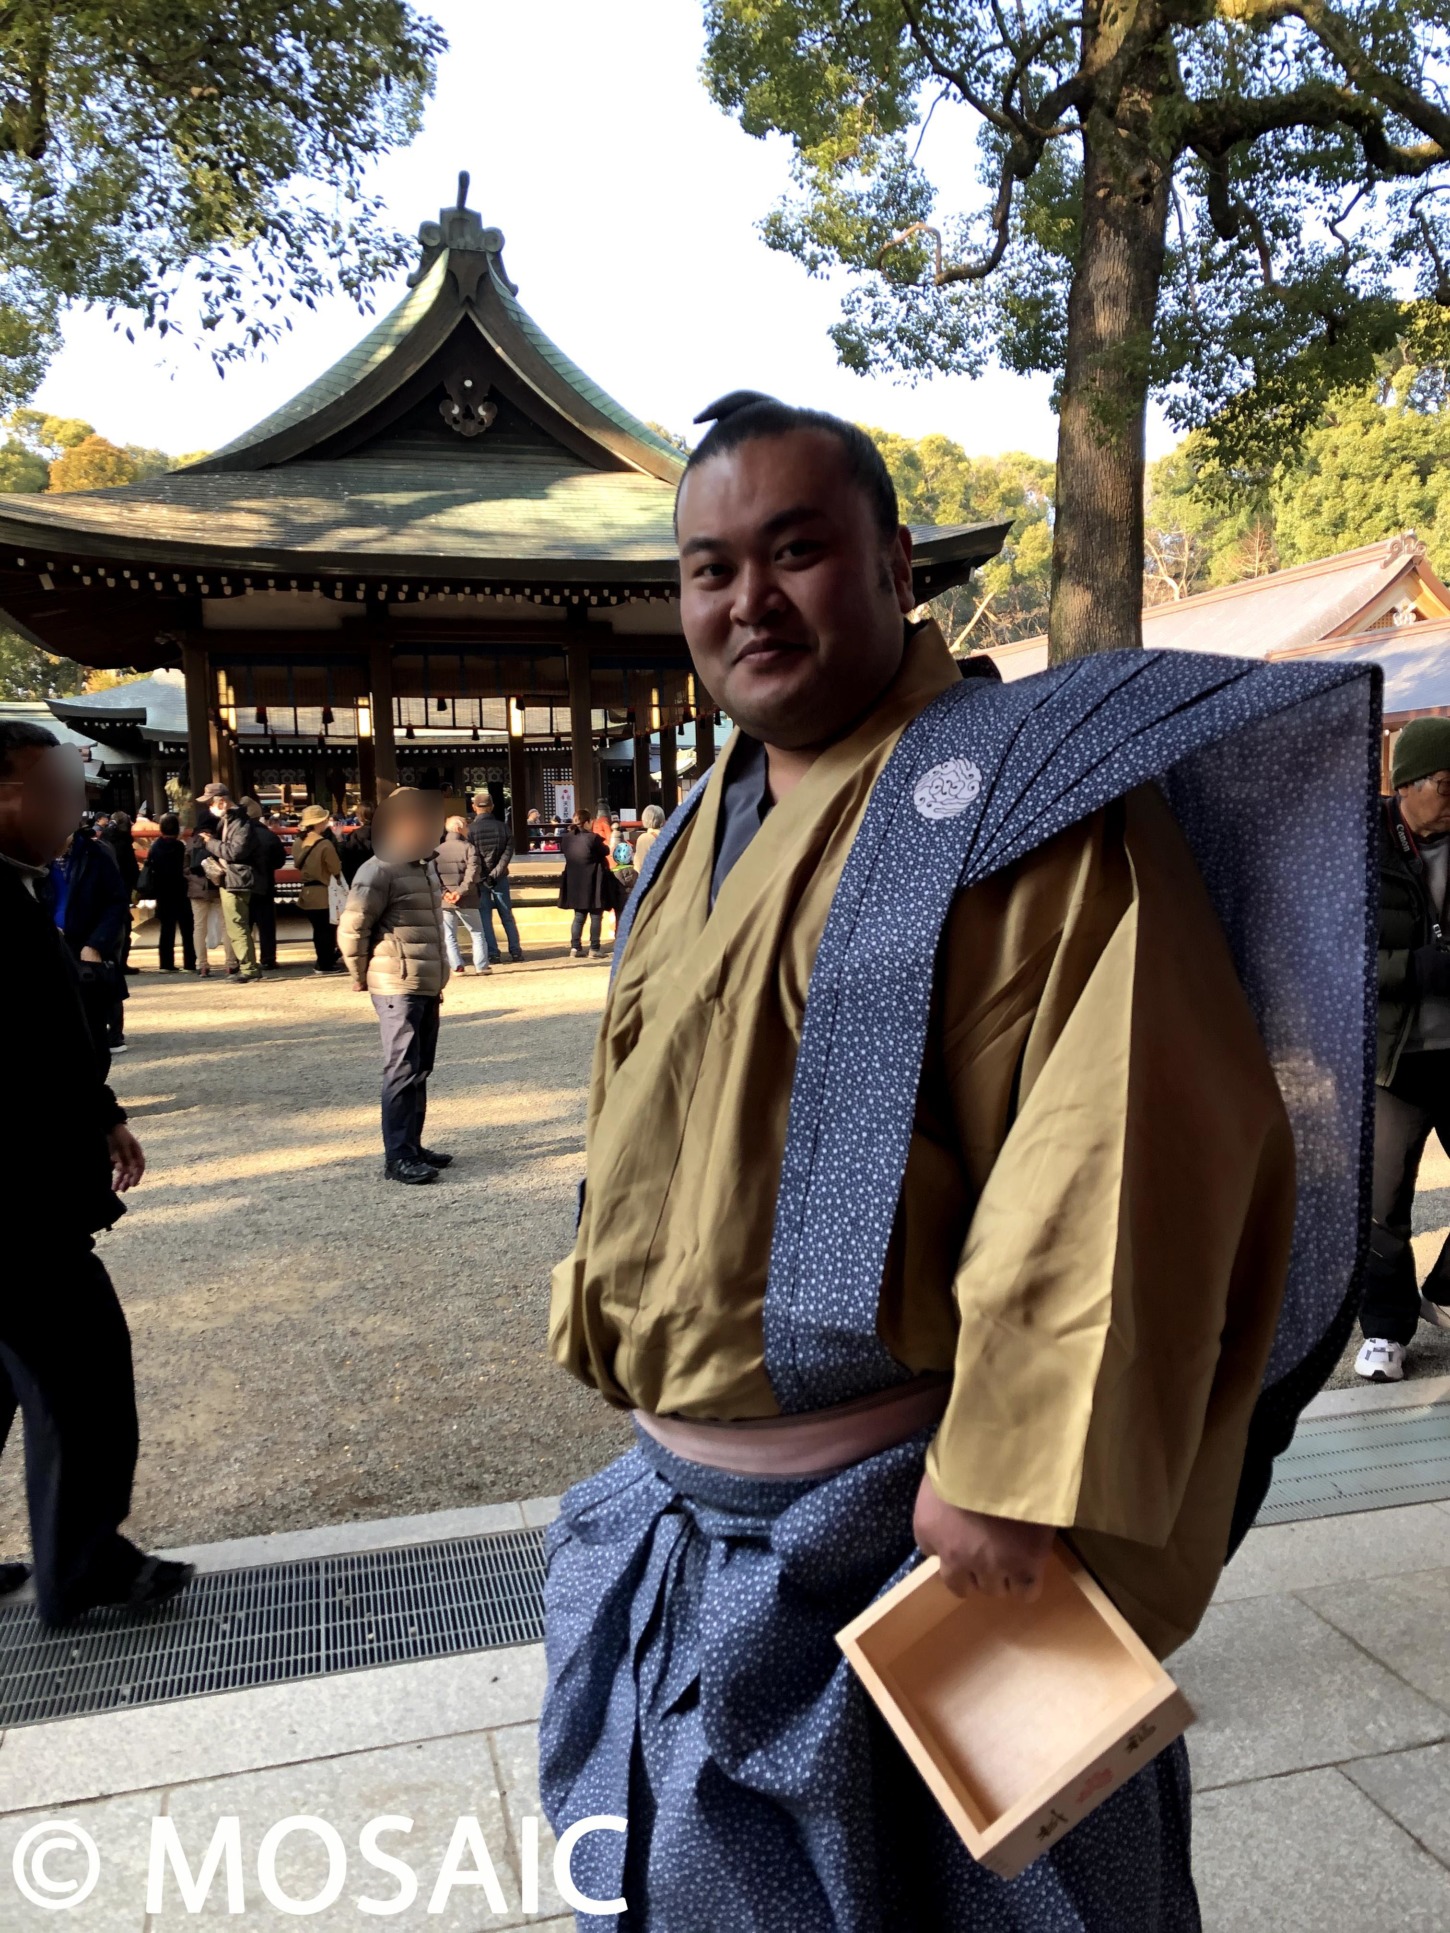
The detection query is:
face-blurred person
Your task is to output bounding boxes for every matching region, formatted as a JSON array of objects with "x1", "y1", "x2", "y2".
[
  {"x1": 337, "y1": 788, "x2": 453, "y2": 1185},
  {"x1": 0, "y1": 722, "x2": 193, "y2": 1625},
  {"x1": 373, "y1": 788, "x2": 446, "y2": 864}
]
